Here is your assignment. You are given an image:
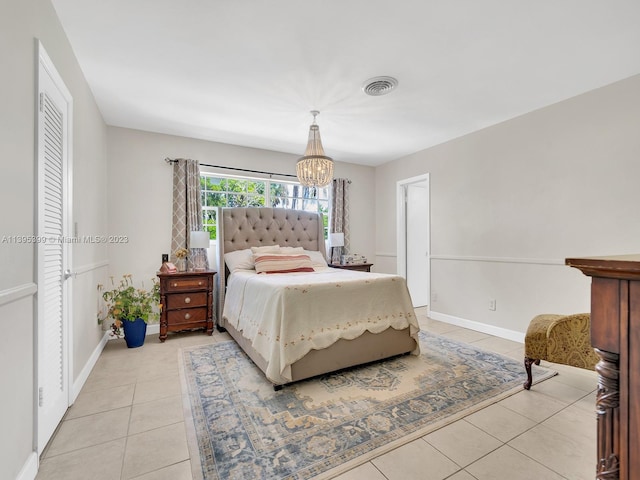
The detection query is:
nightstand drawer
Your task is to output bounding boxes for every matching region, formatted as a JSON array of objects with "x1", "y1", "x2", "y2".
[
  {"x1": 165, "y1": 276, "x2": 209, "y2": 292},
  {"x1": 166, "y1": 292, "x2": 208, "y2": 310},
  {"x1": 167, "y1": 307, "x2": 207, "y2": 325}
]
